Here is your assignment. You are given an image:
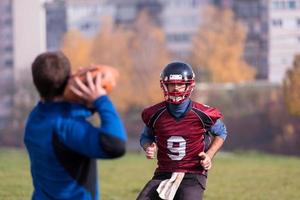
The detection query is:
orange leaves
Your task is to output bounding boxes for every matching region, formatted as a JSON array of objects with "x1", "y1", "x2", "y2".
[
  {"x1": 190, "y1": 6, "x2": 256, "y2": 83},
  {"x1": 61, "y1": 30, "x2": 93, "y2": 71},
  {"x1": 129, "y1": 11, "x2": 169, "y2": 106},
  {"x1": 283, "y1": 55, "x2": 300, "y2": 116},
  {"x1": 60, "y1": 13, "x2": 169, "y2": 112}
]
